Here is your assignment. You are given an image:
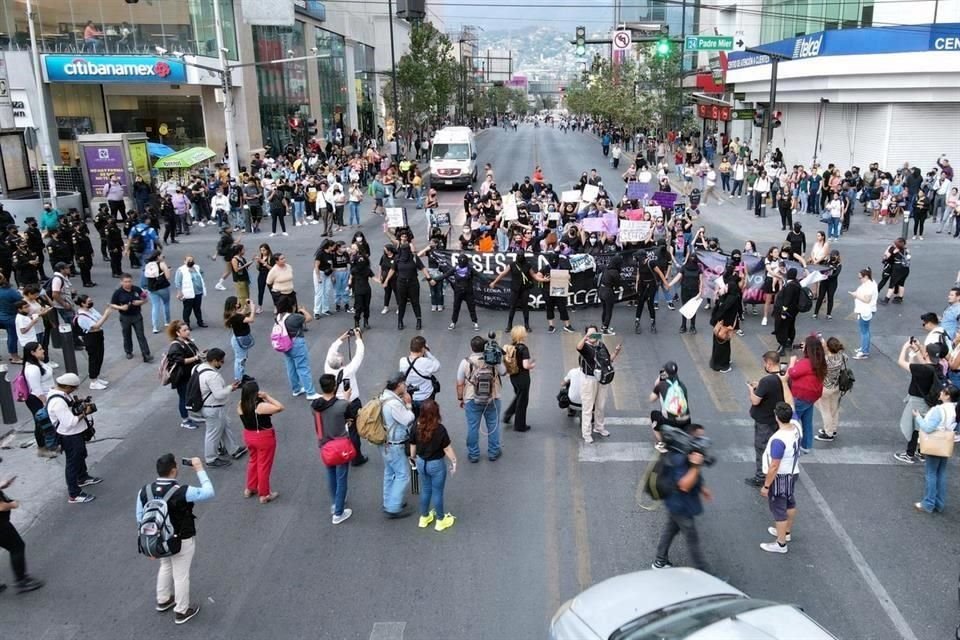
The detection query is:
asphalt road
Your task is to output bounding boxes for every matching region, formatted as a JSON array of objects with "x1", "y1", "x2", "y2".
[{"x1": 2, "y1": 124, "x2": 959, "y2": 640}]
